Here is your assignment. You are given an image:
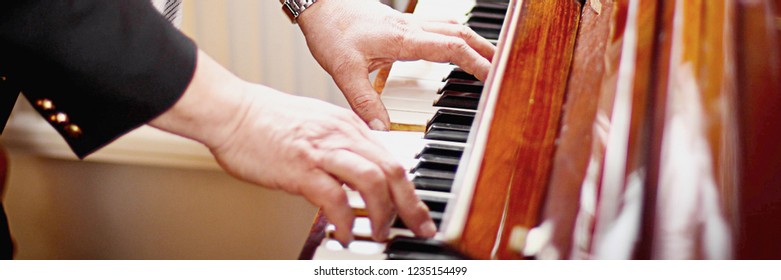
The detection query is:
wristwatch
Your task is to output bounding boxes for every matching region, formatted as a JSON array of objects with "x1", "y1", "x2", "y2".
[{"x1": 280, "y1": 0, "x2": 318, "y2": 23}]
